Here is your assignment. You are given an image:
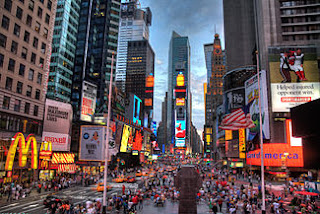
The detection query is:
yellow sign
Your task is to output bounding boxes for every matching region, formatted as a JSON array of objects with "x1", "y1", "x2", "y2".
[
  {"x1": 206, "y1": 135, "x2": 211, "y2": 143},
  {"x1": 176, "y1": 74, "x2": 185, "y2": 86},
  {"x1": 205, "y1": 127, "x2": 212, "y2": 134},
  {"x1": 225, "y1": 130, "x2": 232, "y2": 140},
  {"x1": 239, "y1": 129, "x2": 246, "y2": 159},
  {"x1": 5, "y1": 132, "x2": 38, "y2": 171}
]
